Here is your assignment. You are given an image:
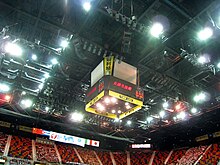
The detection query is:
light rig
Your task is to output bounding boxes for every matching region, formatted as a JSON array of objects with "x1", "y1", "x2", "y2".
[{"x1": 85, "y1": 56, "x2": 144, "y2": 119}]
